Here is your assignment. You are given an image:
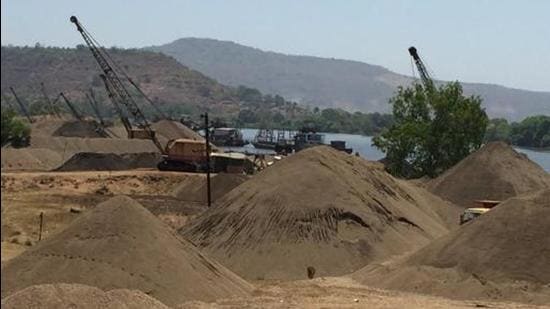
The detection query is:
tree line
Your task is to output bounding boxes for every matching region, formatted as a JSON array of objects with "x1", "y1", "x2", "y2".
[{"x1": 485, "y1": 116, "x2": 550, "y2": 148}]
